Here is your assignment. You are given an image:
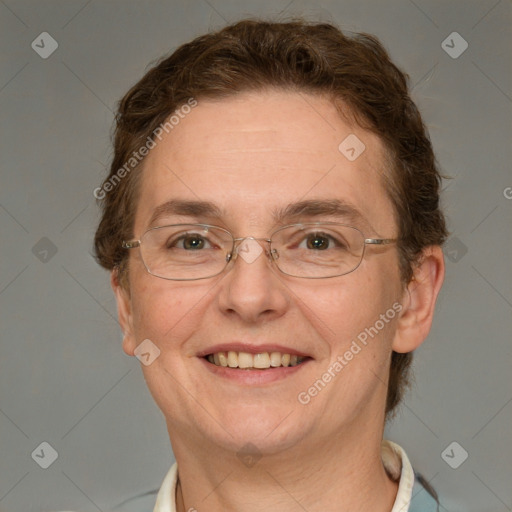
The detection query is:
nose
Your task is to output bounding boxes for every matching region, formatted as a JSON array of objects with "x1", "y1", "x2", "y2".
[{"x1": 216, "y1": 237, "x2": 289, "y2": 323}]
